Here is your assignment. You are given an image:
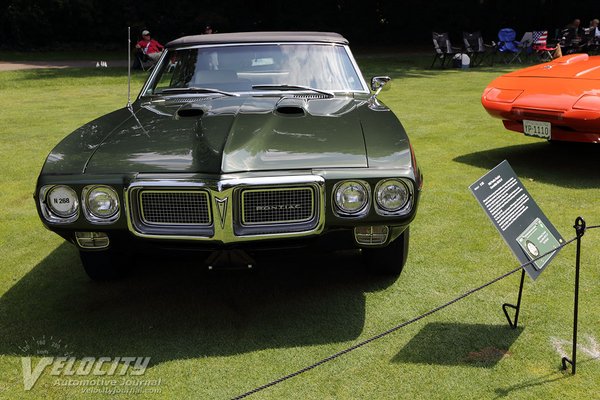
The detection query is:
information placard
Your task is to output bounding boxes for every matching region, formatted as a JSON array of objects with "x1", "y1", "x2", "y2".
[{"x1": 469, "y1": 160, "x2": 563, "y2": 280}]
